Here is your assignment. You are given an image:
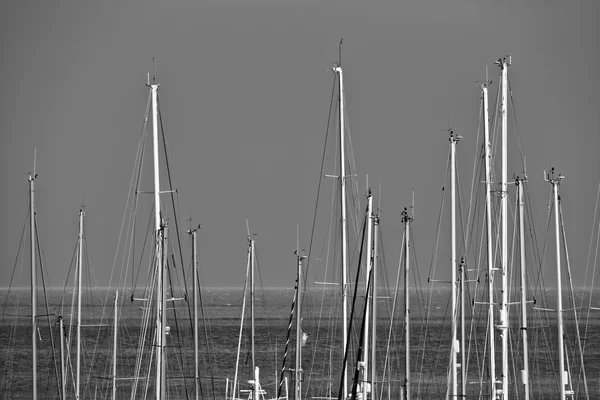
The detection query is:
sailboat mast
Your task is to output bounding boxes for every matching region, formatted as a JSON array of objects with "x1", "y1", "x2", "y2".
[
  {"x1": 362, "y1": 189, "x2": 373, "y2": 400},
  {"x1": 497, "y1": 55, "x2": 510, "y2": 400},
  {"x1": 113, "y1": 290, "x2": 119, "y2": 400},
  {"x1": 517, "y1": 177, "x2": 529, "y2": 399},
  {"x1": 460, "y1": 257, "x2": 466, "y2": 398},
  {"x1": 29, "y1": 168, "x2": 37, "y2": 400},
  {"x1": 547, "y1": 169, "x2": 567, "y2": 399},
  {"x1": 76, "y1": 209, "x2": 84, "y2": 399},
  {"x1": 251, "y1": 238, "x2": 256, "y2": 374},
  {"x1": 59, "y1": 316, "x2": 66, "y2": 400},
  {"x1": 481, "y1": 77, "x2": 497, "y2": 399},
  {"x1": 334, "y1": 64, "x2": 349, "y2": 400},
  {"x1": 295, "y1": 249, "x2": 306, "y2": 400},
  {"x1": 160, "y1": 224, "x2": 168, "y2": 399},
  {"x1": 191, "y1": 228, "x2": 200, "y2": 400},
  {"x1": 370, "y1": 213, "x2": 379, "y2": 400},
  {"x1": 149, "y1": 75, "x2": 165, "y2": 400},
  {"x1": 450, "y1": 129, "x2": 460, "y2": 399},
  {"x1": 402, "y1": 207, "x2": 412, "y2": 400}
]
